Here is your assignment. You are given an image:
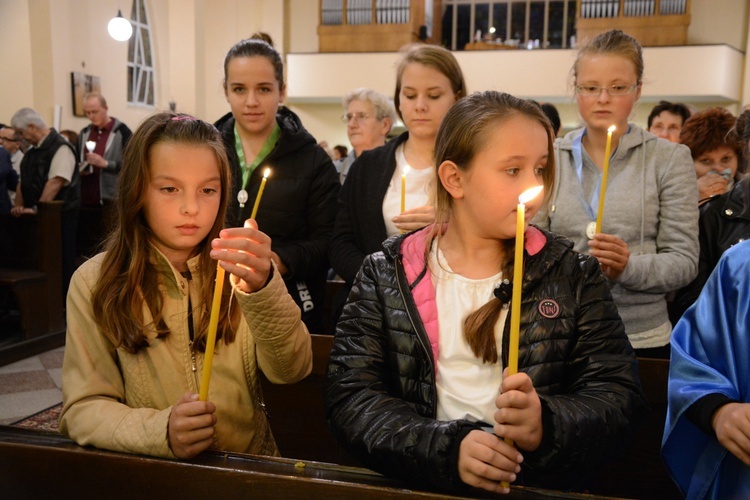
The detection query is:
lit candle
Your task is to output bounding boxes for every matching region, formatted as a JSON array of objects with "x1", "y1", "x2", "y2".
[
  {"x1": 400, "y1": 165, "x2": 409, "y2": 214},
  {"x1": 81, "y1": 140, "x2": 97, "y2": 173},
  {"x1": 501, "y1": 185, "x2": 543, "y2": 489},
  {"x1": 507, "y1": 185, "x2": 544, "y2": 375},
  {"x1": 199, "y1": 265, "x2": 225, "y2": 401},
  {"x1": 594, "y1": 125, "x2": 616, "y2": 234},
  {"x1": 250, "y1": 168, "x2": 271, "y2": 220}
]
